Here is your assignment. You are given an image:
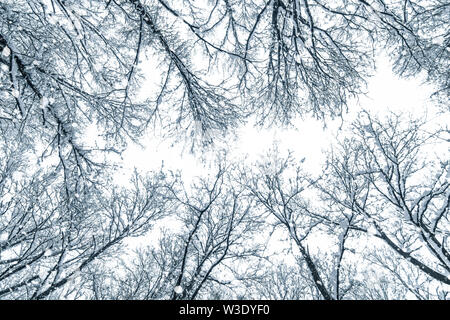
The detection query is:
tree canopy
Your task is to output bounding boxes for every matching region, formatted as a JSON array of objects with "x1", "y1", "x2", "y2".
[{"x1": 0, "y1": 0, "x2": 449, "y2": 300}]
